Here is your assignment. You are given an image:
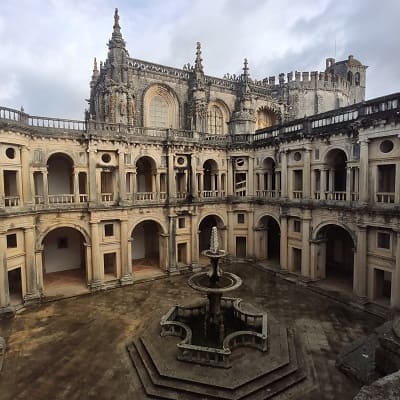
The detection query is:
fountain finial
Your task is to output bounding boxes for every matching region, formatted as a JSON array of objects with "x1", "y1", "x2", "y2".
[{"x1": 210, "y1": 226, "x2": 219, "y2": 254}]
